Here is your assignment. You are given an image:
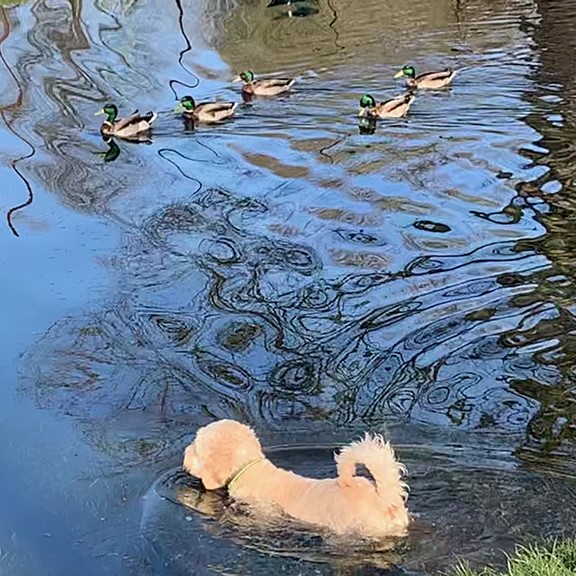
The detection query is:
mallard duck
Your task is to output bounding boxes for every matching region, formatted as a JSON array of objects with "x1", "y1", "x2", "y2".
[
  {"x1": 175, "y1": 95, "x2": 238, "y2": 123},
  {"x1": 394, "y1": 65, "x2": 457, "y2": 89},
  {"x1": 96, "y1": 103, "x2": 157, "y2": 140},
  {"x1": 232, "y1": 70, "x2": 295, "y2": 96},
  {"x1": 358, "y1": 93, "x2": 415, "y2": 119}
]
